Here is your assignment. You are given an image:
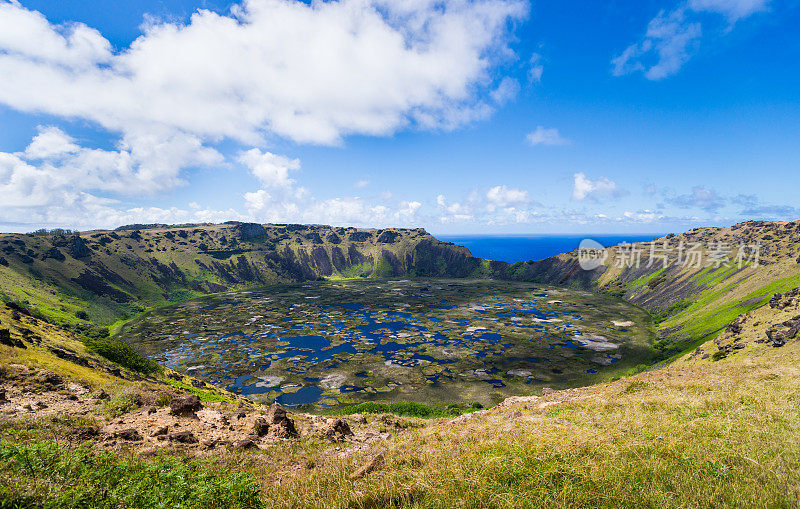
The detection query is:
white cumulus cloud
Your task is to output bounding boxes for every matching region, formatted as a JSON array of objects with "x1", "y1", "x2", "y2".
[
  {"x1": 0, "y1": 0, "x2": 528, "y2": 145},
  {"x1": 0, "y1": 0, "x2": 529, "y2": 228},
  {"x1": 525, "y1": 126, "x2": 569, "y2": 146},
  {"x1": 239, "y1": 149, "x2": 300, "y2": 188},
  {"x1": 572, "y1": 172, "x2": 626, "y2": 201},
  {"x1": 486, "y1": 185, "x2": 528, "y2": 208}
]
